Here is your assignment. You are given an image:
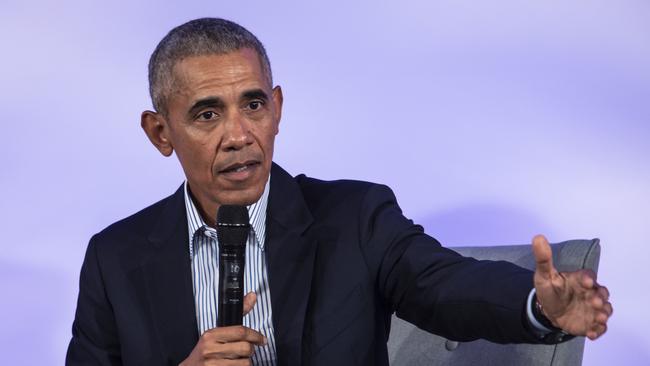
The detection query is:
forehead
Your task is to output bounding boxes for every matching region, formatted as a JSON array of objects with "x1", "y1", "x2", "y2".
[{"x1": 170, "y1": 48, "x2": 268, "y2": 99}]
